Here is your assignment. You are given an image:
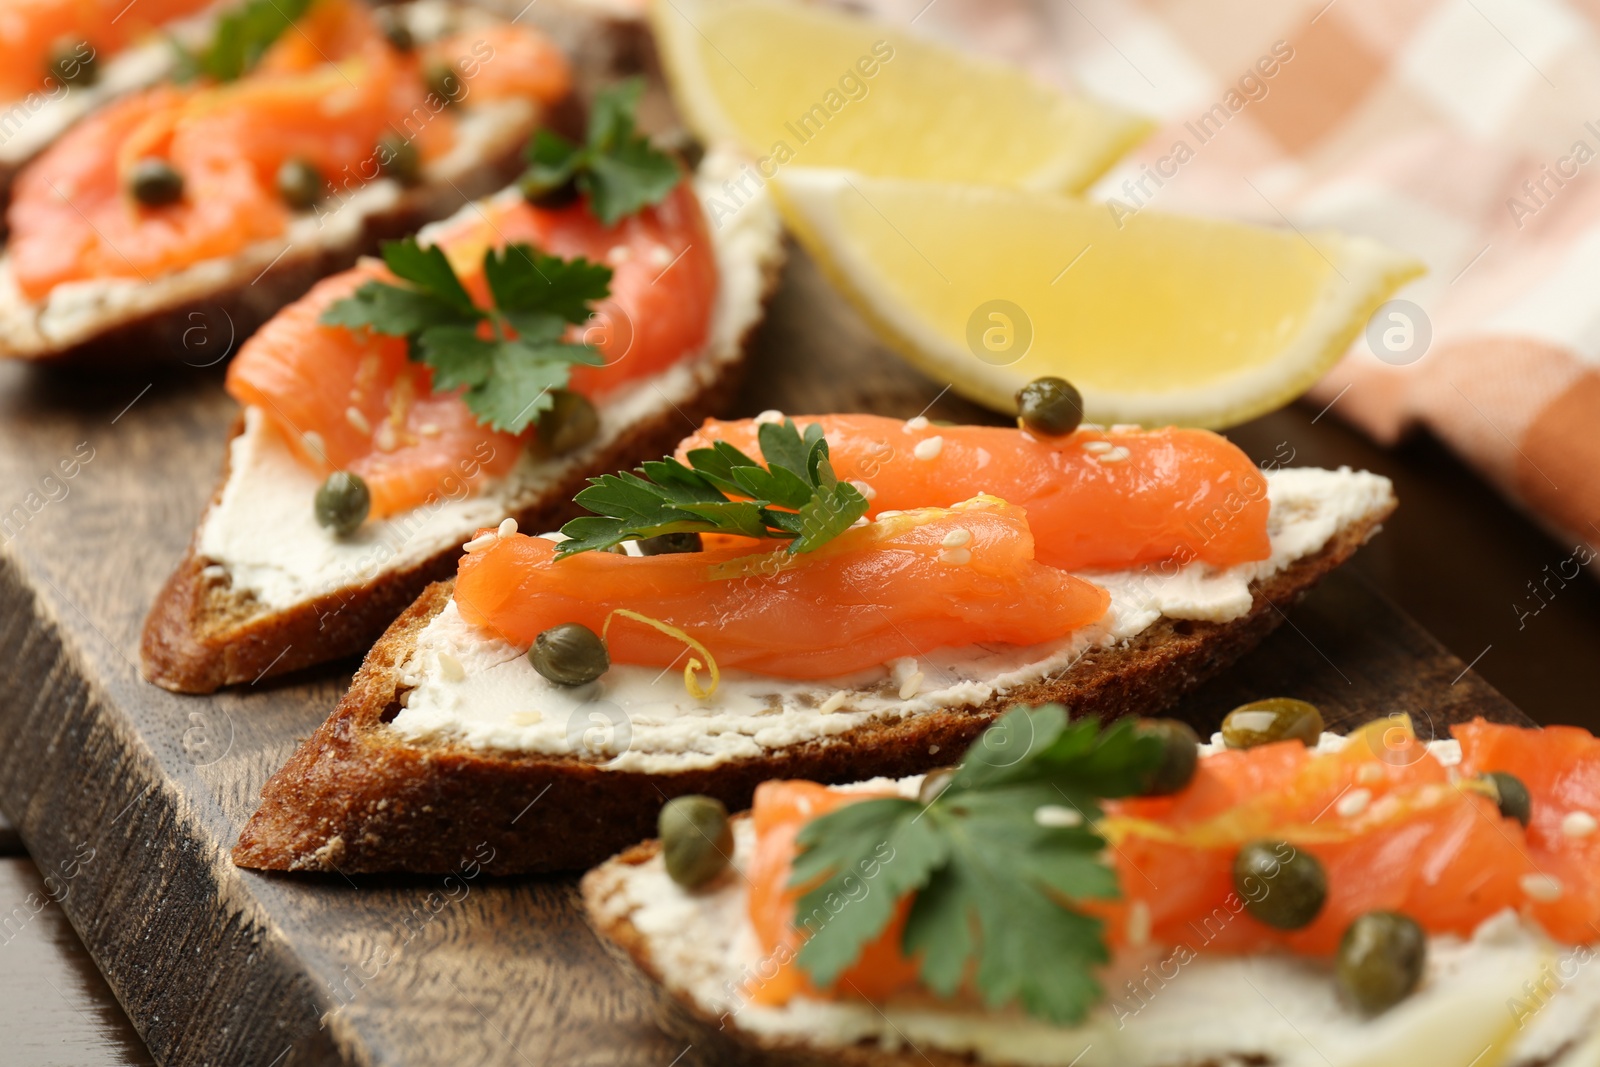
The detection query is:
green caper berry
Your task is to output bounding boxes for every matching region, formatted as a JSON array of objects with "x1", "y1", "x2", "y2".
[
  {"x1": 1337, "y1": 911, "x2": 1426, "y2": 1014},
  {"x1": 1481, "y1": 771, "x2": 1532, "y2": 827},
  {"x1": 1139, "y1": 718, "x2": 1199, "y2": 796},
  {"x1": 376, "y1": 11, "x2": 414, "y2": 52},
  {"x1": 276, "y1": 157, "x2": 325, "y2": 211},
  {"x1": 1015, "y1": 376, "x2": 1084, "y2": 437},
  {"x1": 1234, "y1": 840, "x2": 1326, "y2": 930},
  {"x1": 314, "y1": 471, "x2": 370, "y2": 536},
  {"x1": 917, "y1": 766, "x2": 959, "y2": 805},
  {"x1": 660, "y1": 795, "x2": 732, "y2": 888},
  {"x1": 47, "y1": 39, "x2": 98, "y2": 88},
  {"x1": 536, "y1": 390, "x2": 599, "y2": 455},
  {"x1": 426, "y1": 60, "x2": 465, "y2": 106},
  {"x1": 529, "y1": 623, "x2": 609, "y2": 687},
  {"x1": 129, "y1": 158, "x2": 184, "y2": 207},
  {"x1": 637, "y1": 532, "x2": 703, "y2": 556},
  {"x1": 376, "y1": 135, "x2": 420, "y2": 186},
  {"x1": 1222, "y1": 698, "x2": 1324, "y2": 750}
]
